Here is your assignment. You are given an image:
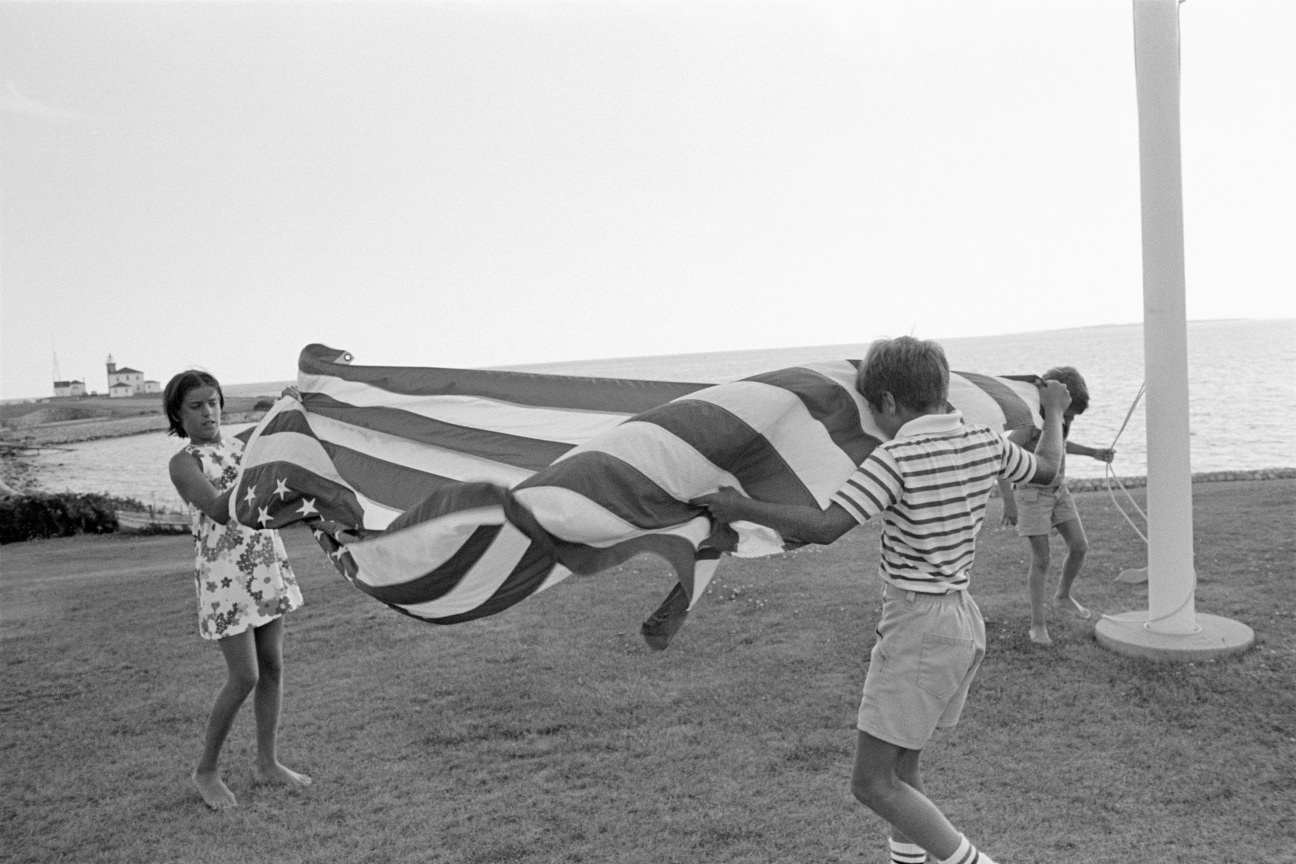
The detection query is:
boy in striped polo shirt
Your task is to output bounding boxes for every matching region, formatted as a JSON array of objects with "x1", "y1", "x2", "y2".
[{"x1": 693, "y1": 336, "x2": 1070, "y2": 864}]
